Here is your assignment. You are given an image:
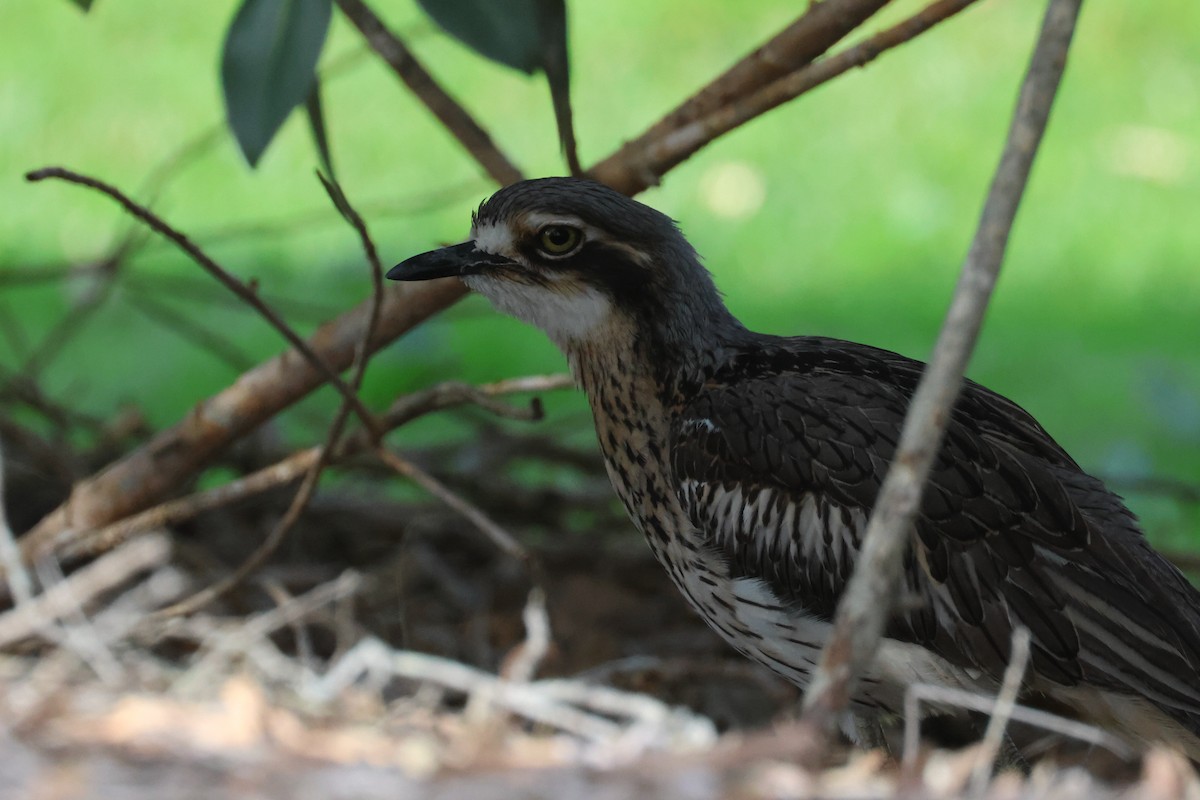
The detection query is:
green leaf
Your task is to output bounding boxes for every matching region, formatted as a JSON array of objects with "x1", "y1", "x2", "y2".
[
  {"x1": 221, "y1": 0, "x2": 332, "y2": 167},
  {"x1": 69, "y1": 0, "x2": 95, "y2": 11},
  {"x1": 416, "y1": 0, "x2": 546, "y2": 74}
]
